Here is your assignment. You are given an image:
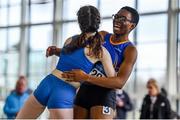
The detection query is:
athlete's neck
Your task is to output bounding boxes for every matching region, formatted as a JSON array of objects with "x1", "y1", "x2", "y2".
[
  {"x1": 111, "y1": 34, "x2": 129, "y2": 44},
  {"x1": 86, "y1": 32, "x2": 96, "y2": 38}
]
